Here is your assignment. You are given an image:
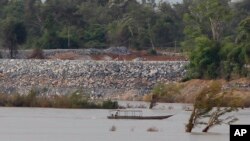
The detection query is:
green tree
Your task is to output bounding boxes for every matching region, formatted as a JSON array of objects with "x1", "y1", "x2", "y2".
[
  {"x1": 188, "y1": 36, "x2": 220, "y2": 79},
  {"x1": 3, "y1": 0, "x2": 25, "y2": 20},
  {"x1": 237, "y1": 17, "x2": 250, "y2": 64},
  {"x1": 154, "y1": 2, "x2": 183, "y2": 47},
  {"x1": 0, "y1": 0, "x2": 8, "y2": 18},
  {"x1": 231, "y1": 17, "x2": 250, "y2": 76},
  {"x1": 36, "y1": 14, "x2": 62, "y2": 49},
  {"x1": 220, "y1": 17, "x2": 250, "y2": 79},
  {"x1": 187, "y1": 0, "x2": 232, "y2": 41},
  {"x1": 183, "y1": 0, "x2": 233, "y2": 79},
  {"x1": 233, "y1": 0, "x2": 250, "y2": 17},
  {"x1": 107, "y1": 15, "x2": 135, "y2": 47},
  {"x1": 83, "y1": 24, "x2": 107, "y2": 48},
  {"x1": 23, "y1": 0, "x2": 44, "y2": 48},
  {"x1": 1, "y1": 19, "x2": 27, "y2": 58},
  {"x1": 186, "y1": 81, "x2": 241, "y2": 133}
]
